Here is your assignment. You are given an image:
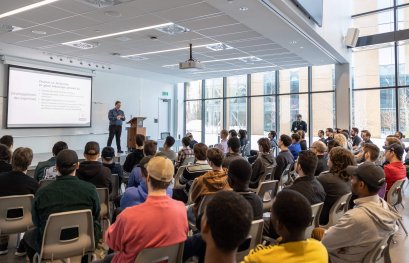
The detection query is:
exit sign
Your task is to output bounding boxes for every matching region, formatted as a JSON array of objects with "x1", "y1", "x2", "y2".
[{"x1": 162, "y1": 91, "x2": 169, "y2": 96}]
